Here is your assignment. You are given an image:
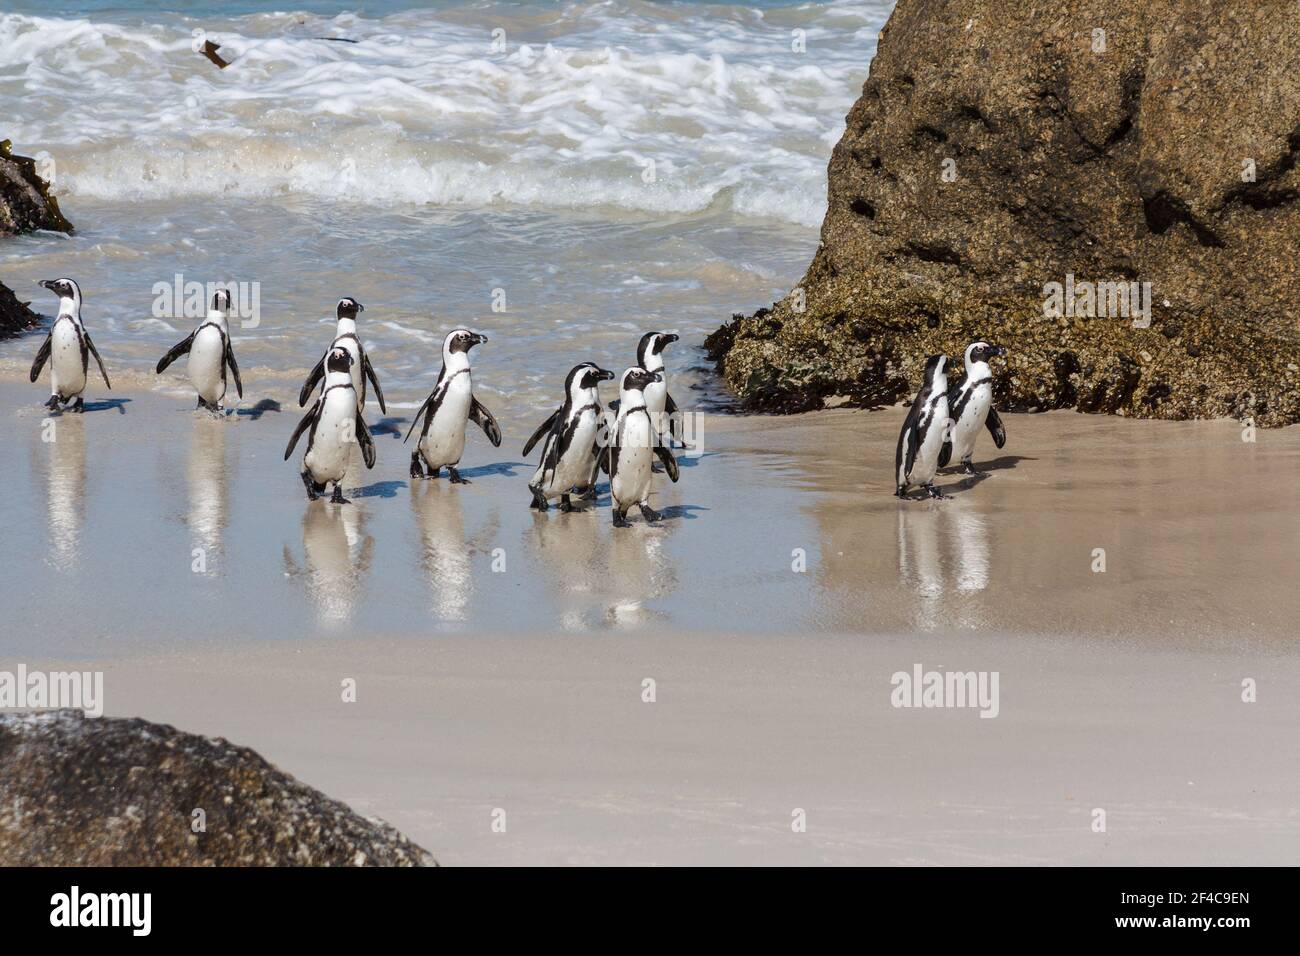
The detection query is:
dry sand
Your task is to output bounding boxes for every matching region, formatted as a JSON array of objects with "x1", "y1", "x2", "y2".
[{"x1": 2, "y1": 377, "x2": 1299, "y2": 864}]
